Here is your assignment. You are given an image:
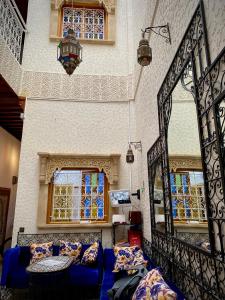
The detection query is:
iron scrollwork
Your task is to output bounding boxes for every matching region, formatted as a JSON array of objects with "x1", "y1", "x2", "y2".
[{"x1": 147, "y1": 0, "x2": 225, "y2": 299}]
